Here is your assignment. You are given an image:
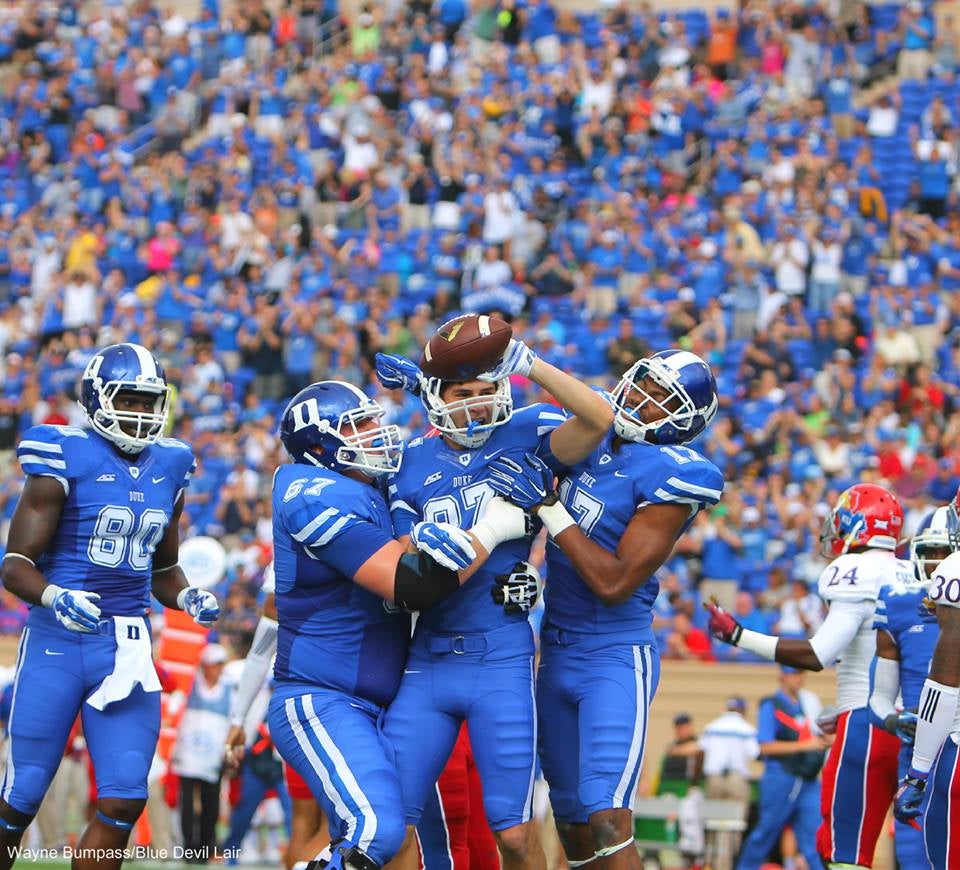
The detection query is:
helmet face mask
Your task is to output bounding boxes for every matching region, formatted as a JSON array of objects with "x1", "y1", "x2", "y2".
[
  {"x1": 611, "y1": 351, "x2": 718, "y2": 445},
  {"x1": 421, "y1": 376, "x2": 513, "y2": 448},
  {"x1": 331, "y1": 404, "x2": 404, "y2": 476},
  {"x1": 910, "y1": 506, "x2": 960, "y2": 580},
  {"x1": 80, "y1": 344, "x2": 170, "y2": 455},
  {"x1": 281, "y1": 382, "x2": 403, "y2": 477}
]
